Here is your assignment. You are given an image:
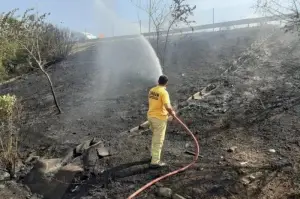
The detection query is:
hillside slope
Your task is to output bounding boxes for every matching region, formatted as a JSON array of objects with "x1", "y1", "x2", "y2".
[{"x1": 1, "y1": 26, "x2": 299, "y2": 199}]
